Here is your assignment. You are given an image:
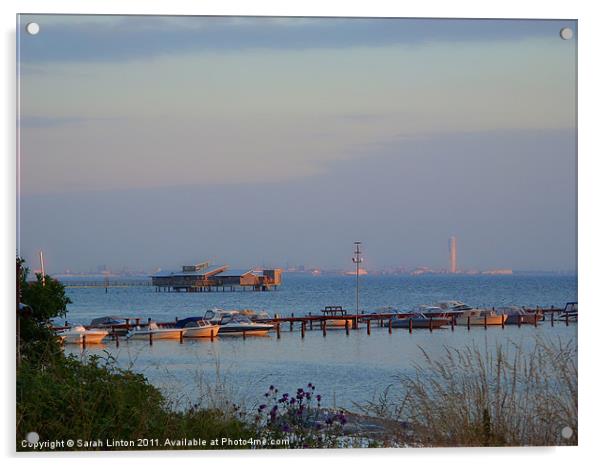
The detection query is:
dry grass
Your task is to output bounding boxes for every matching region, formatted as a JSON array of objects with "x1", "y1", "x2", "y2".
[{"x1": 362, "y1": 337, "x2": 577, "y2": 447}]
